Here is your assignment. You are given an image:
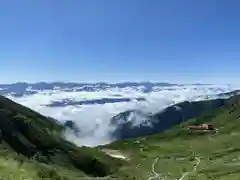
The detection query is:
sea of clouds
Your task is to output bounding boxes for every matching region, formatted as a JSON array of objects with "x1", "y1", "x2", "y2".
[{"x1": 6, "y1": 84, "x2": 240, "y2": 147}]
